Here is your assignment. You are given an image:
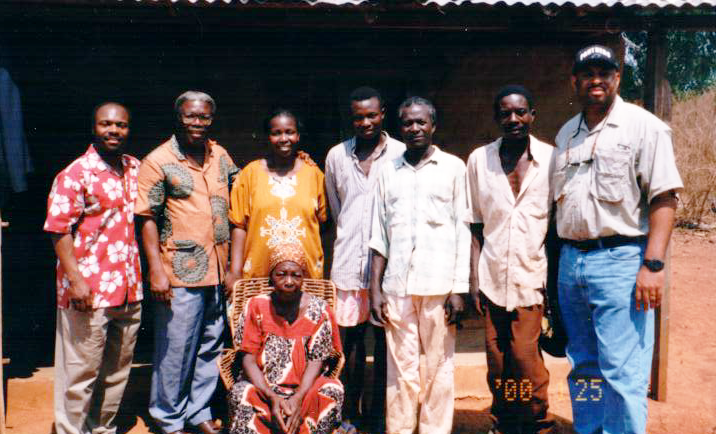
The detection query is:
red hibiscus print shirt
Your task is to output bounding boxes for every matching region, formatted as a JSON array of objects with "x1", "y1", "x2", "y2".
[{"x1": 44, "y1": 144, "x2": 143, "y2": 309}]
